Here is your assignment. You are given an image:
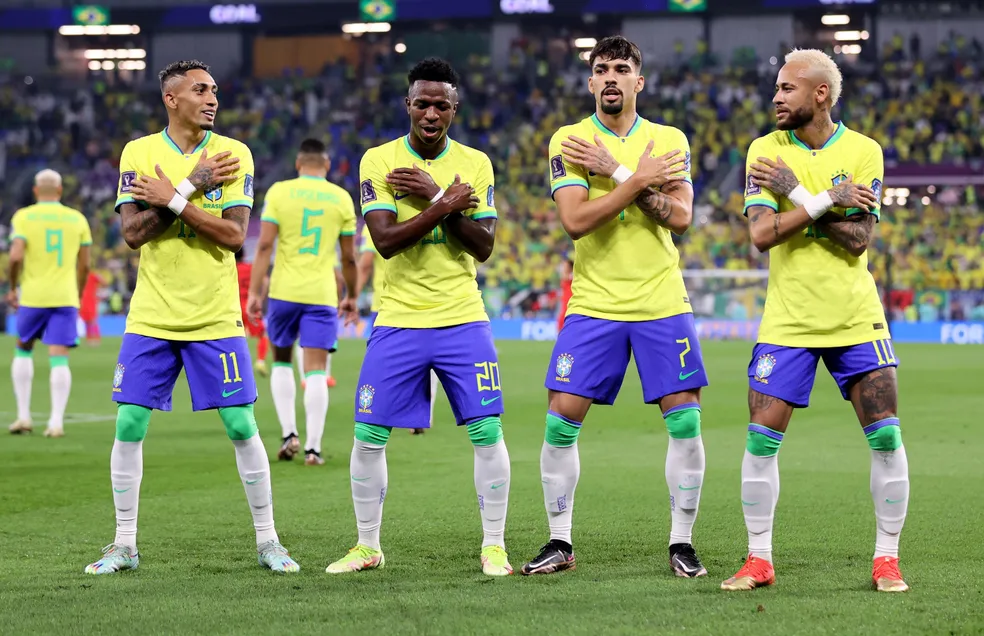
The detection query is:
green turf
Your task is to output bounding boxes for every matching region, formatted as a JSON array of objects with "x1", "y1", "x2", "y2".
[{"x1": 1, "y1": 338, "x2": 982, "y2": 635}]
